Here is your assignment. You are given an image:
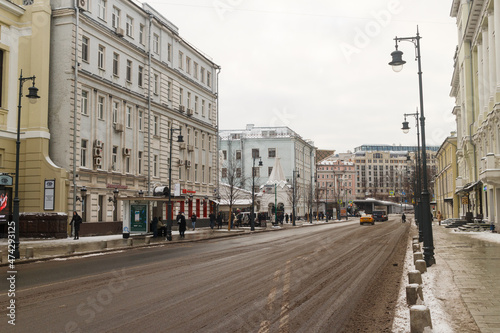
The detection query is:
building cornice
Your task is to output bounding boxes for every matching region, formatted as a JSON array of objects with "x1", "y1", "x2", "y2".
[{"x1": 0, "y1": 0, "x2": 25, "y2": 17}]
